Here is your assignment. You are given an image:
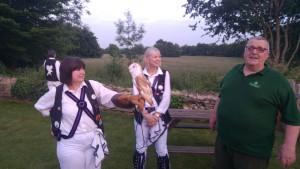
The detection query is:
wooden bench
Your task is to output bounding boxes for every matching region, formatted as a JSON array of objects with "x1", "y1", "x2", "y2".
[
  {"x1": 168, "y1": 109, "x2": 212, "y2": 131},
  {"x1": 167, "y1": 109, "x2": 214, "y2": 154},
  {"x1": 174, "y1": 123, "x2": 210, "y2": 129},
  {"x1": 168, "y1": 146, "x2": 214, "y2": 154}
]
